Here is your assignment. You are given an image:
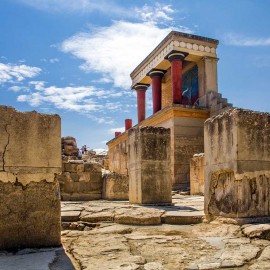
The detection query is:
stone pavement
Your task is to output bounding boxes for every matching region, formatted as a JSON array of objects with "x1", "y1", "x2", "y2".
[
  {"x1": 61, "y1": 194, "x2": 205, "y2": 227},
  {"x1": 1, "y1": 195, "x2": 270, "y2": 270},
  {"x1": 60, "y1": 194, "x2": 270, "y2": 270}
]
